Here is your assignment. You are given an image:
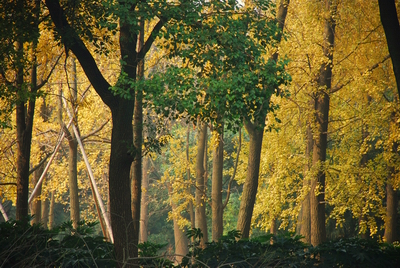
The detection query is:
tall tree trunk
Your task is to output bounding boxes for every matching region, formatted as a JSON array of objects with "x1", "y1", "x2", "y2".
[
  {"x1": 378, "y1": 0, "x2": 400, "y2": 97},
  {"x1": 16, "y1": 42, "x2": 37, "y2": 221},
  {"x1": 48, "y1": 190, "x2": 55, "y2": 229},
  {"x1": 236, "y1": 0, "x2": 289, "y2": 239},
  {"x1": 236, "y1": 121, "x2": 264, "y2": 238},
  {"x1": 385, "y1": 138, "x2": 399, "y2": 243},
  {"x1": 212, "y1": 128, "x2": 224, "y2": 241},
  {"x1": 68, "y1": 57, "x2": 80, "y2": 229},
  {"x1": 45, "y1": 2, "x2": 139, "y2": 265},
  {"x1": 139, "y1": 157, "x2": 149, "y2": 243},
  {"x1": 195, "y1": 122, "x2": 208, "y2": 247},
  {"x1": 131, "y1": 19, "x2": 144, "y2": 253},
  {"x1": 310, "y1": 0, "x2": 336, "y2": 246},
  {"x1": 110, "y1": 101, "x2": 135, "y2": 266},
  {"x1": 299, "y1": 124, "x2": 312, "y2": 243}
]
